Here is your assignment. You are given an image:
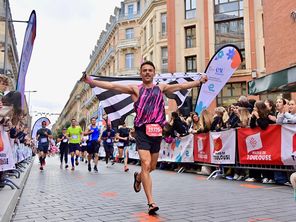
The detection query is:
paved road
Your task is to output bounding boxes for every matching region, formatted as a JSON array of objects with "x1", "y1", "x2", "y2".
[{"x1": 11, "y1": 156, "x2": 295, "y2": 222}]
